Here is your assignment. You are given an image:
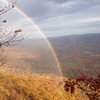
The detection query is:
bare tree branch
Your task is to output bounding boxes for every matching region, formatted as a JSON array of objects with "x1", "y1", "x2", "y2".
[
  {"x1": 0, "y1": 0, "x2": 17, "y2": 15},
  {"x1": 0, "y1": 48, "x2": 7, "y2": 66},
  {"x1": 0, "y1": 0, "x2": 24, "y2": 66}
]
